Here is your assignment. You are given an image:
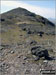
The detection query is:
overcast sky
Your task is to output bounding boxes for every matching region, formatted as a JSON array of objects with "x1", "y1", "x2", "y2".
[{"x1": 1, "y1": 0, "x2": 55, "y2": 19}]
